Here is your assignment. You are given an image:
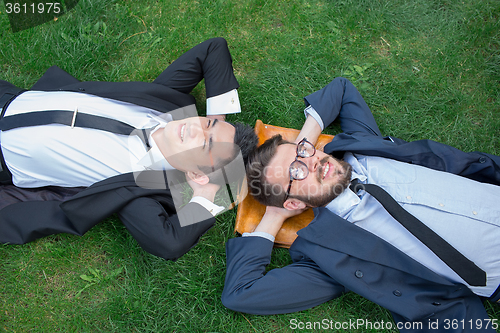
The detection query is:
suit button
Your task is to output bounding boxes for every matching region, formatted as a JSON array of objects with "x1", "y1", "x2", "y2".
[
  {"x1": 393, "y1": 290, "x2": 402, "y2": 297},
  {"x1": 432, "y1": 302, "x2": 441, "y2": 306},
  {"x1": 78, "y1": 87, "x2": 85, "y2": 91},
  {"x1": 355, "y1": 270, "x2": 363, "y2": 278},
  {"x1": 479, "y1": 157, "x2": 487, "y2": 163}
]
